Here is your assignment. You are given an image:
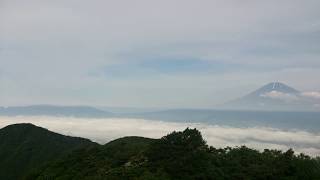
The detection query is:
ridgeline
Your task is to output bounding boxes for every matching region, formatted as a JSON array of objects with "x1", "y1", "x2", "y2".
[{"x1": 0, "y1": 124, "x2": 319, "y2": 180}]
